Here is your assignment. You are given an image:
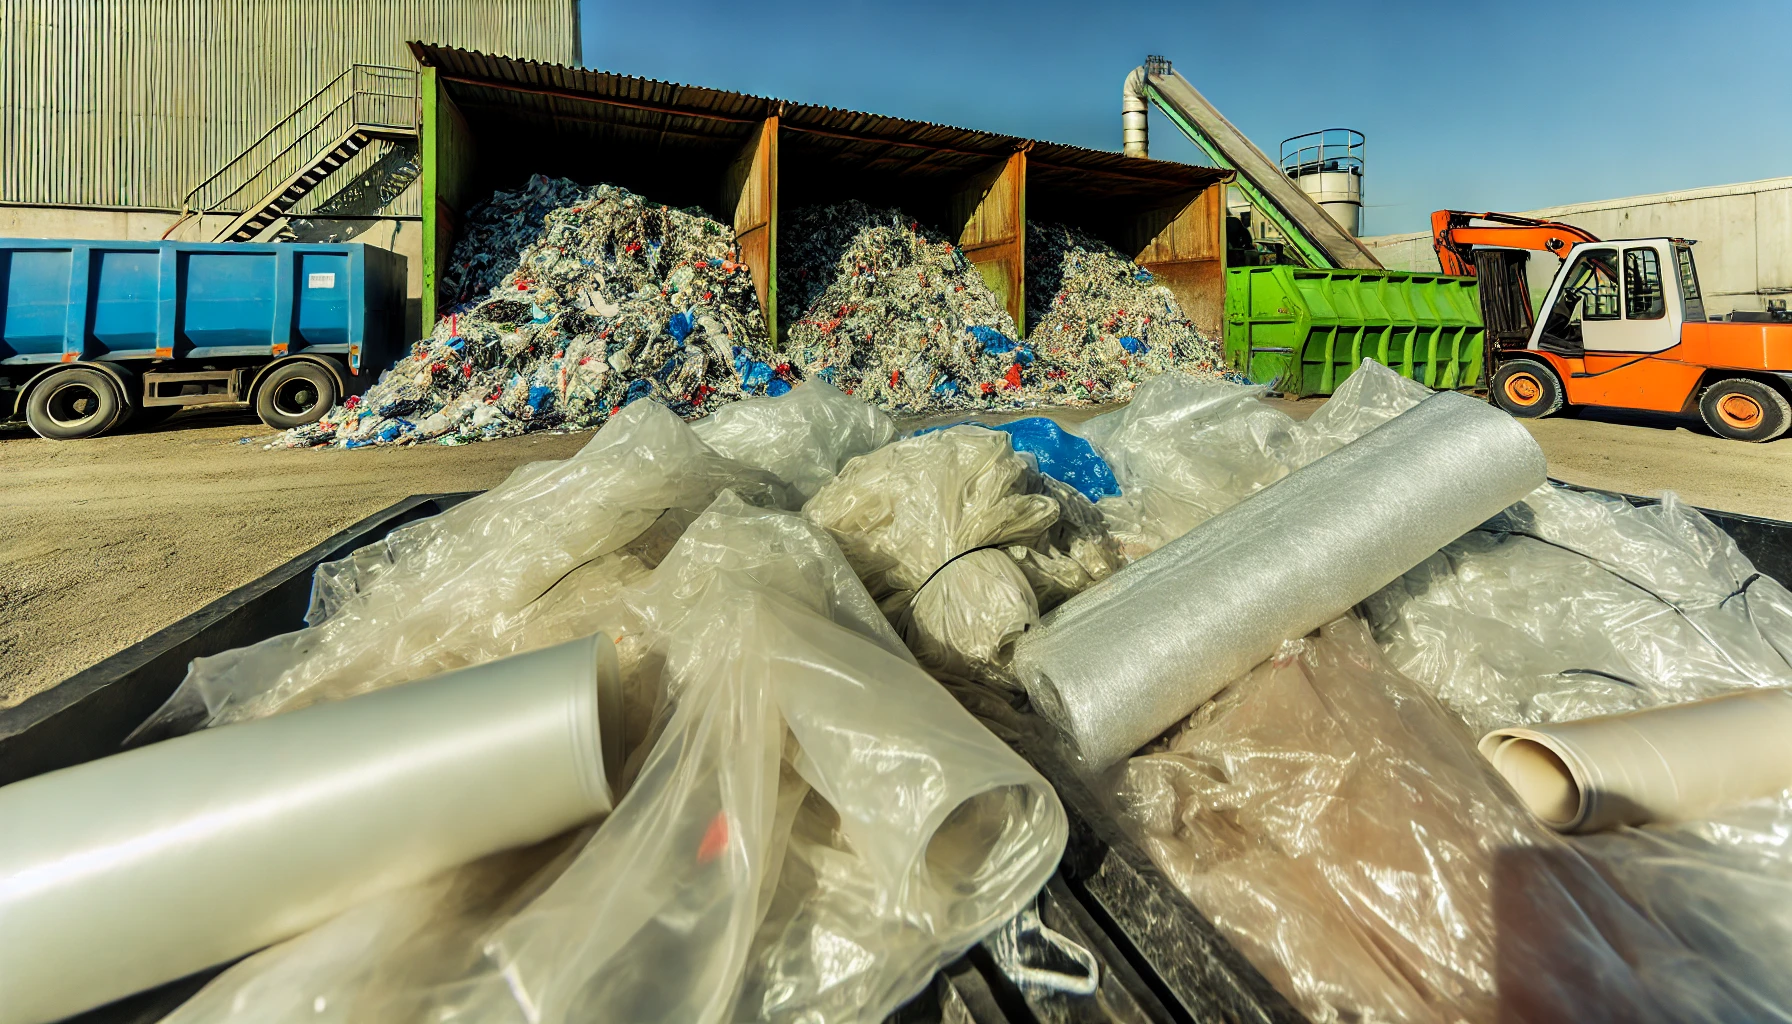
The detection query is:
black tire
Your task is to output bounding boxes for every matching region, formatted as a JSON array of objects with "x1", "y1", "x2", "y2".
[
  {"x1": 254, "y1": 361, "x2": 339, "y2": 429},
  {"x1": 1490, "y1": 358, "x2": 1565, "y2": 418},
  {"x1": 1699, "y1": 378, "x2": 1791, "y2": 442},
  {"x1": 24, "y1": 368, "x2": 125, "y2": 440}
]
